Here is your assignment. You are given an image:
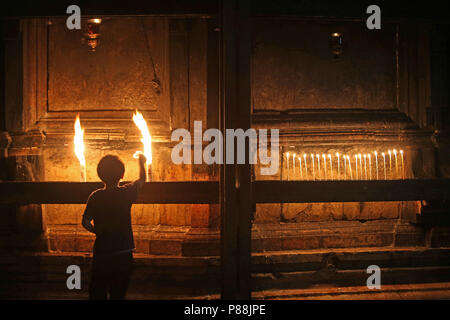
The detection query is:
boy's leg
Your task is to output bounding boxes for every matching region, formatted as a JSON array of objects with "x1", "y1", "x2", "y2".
[
  {"x1": 89, "y1": 254, "x2": 109, "y2": 300},
  {"x1": 109, "y1": 252, "x2": 133, "y2": 300}
]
